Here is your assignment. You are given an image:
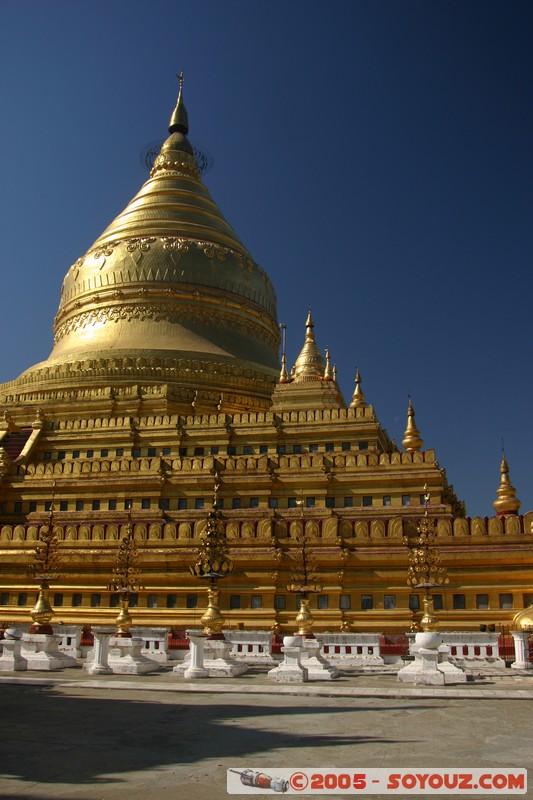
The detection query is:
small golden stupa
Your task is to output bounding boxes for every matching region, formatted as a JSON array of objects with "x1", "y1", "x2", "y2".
[
  {"x1": 493, "y1": 450, "x2": 521, "y2": 516},
  {"x1": 402, "y1": 398, "x2": 423, "y2": 452}
]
